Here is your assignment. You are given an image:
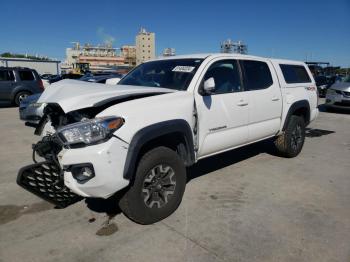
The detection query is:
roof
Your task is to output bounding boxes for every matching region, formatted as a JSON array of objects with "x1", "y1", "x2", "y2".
[
  {"x1": 154, "y1": 53, "x2": 306, "y2": 64},
  {"x1": 0, "y1": 57, "x2": 60, "y2": 63}
]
